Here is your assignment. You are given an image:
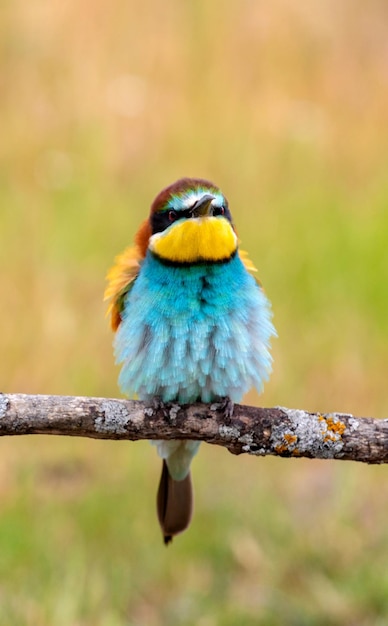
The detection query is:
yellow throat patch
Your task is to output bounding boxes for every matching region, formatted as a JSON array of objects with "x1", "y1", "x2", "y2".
[{"x1": 149, "y1": 216, "x2": 238, "y2": 264}]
